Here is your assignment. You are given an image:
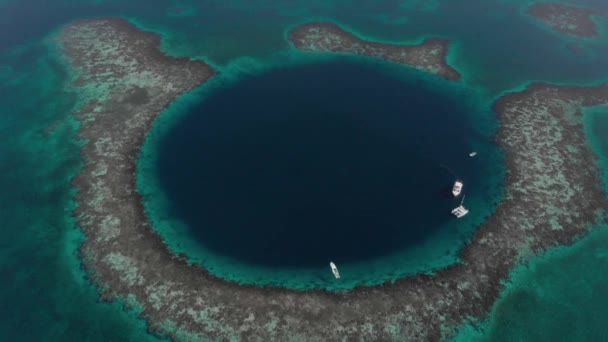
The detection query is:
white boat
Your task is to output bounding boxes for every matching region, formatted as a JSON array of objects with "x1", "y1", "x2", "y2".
[
  {"x1": 451, "y1": 195, "x2": 469, "y2": 218},
  {"x1": 330, "y1": 261, "x2": 340, "y2": 279},
  {"x1": 452, "y1": 180, "x2": 463, "y2": 197},
  {"x1": 469, "y1": 152, "x2": 477, "y2": 157}
]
